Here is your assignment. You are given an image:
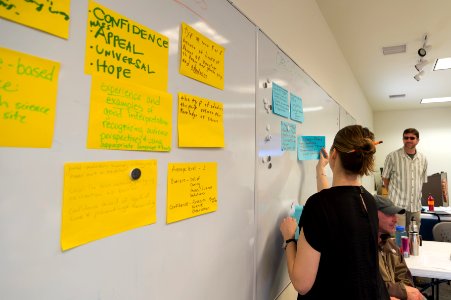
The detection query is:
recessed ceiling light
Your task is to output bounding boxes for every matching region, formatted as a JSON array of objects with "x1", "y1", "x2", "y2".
[
  {"x1": 421, "y1": 97, "x2": 451, "y2": 104},
  {"x1": 433, "y1": 57, "x2": 451, "y2": 71}
]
